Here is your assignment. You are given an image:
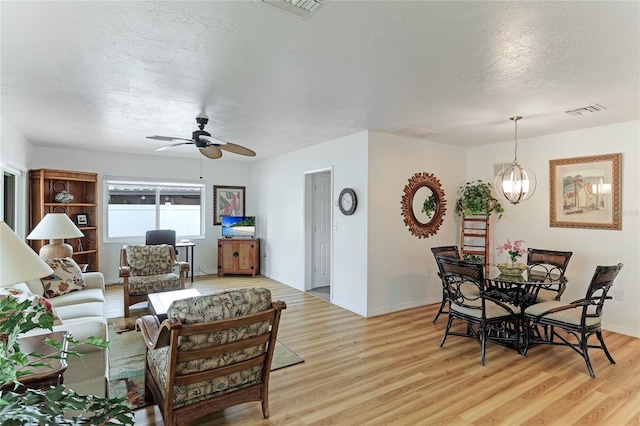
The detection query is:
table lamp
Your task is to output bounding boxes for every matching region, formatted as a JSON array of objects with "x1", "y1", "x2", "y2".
[
  {"x1": 26, "y1": 213, "x2": 84, "y2": 260},
  {"x1": 1, "y1": 221, "x2": 54, "y2": 287}
]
